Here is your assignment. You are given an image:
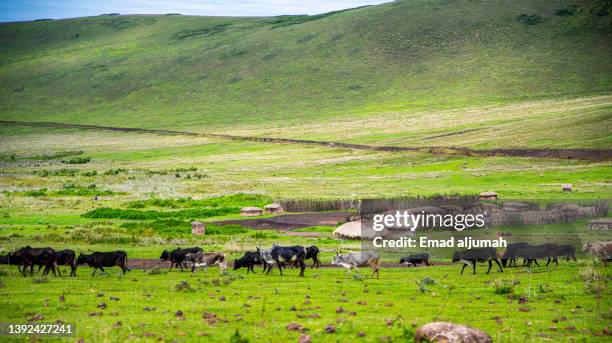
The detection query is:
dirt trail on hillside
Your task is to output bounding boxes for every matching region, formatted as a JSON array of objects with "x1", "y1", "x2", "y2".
[{"x1": 2, "y1": 120, "x2": 611, "y2": 161}]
